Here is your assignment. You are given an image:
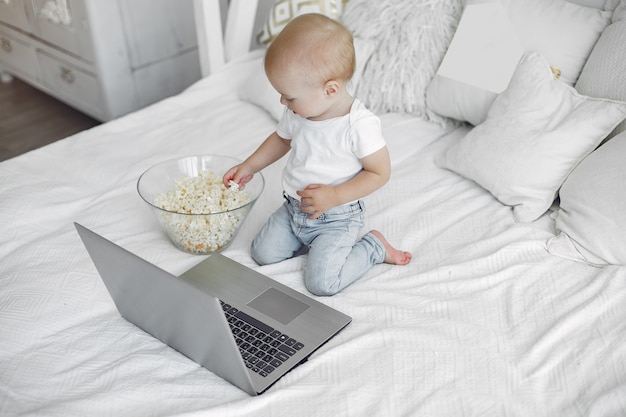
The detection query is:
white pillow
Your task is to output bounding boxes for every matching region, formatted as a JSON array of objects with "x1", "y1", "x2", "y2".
[
  {"x1": 426, "y1": 1, "x2": 521, "y2": 126},
  {"x1": 239, "y1": 59, "x2": 283, "y2": 121},
  {"x1": 547, "y1": 131, "x2": 626, "y2": 266},
  {"x1": 239, "y1": 37, "x2": 376, "y2": 121},
  {"x1": 426, "y1": 0, "x2": 612, "y2": 125},
  {"x1": 435, "y1": 52, "x2": 626, "y2": 223}
]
